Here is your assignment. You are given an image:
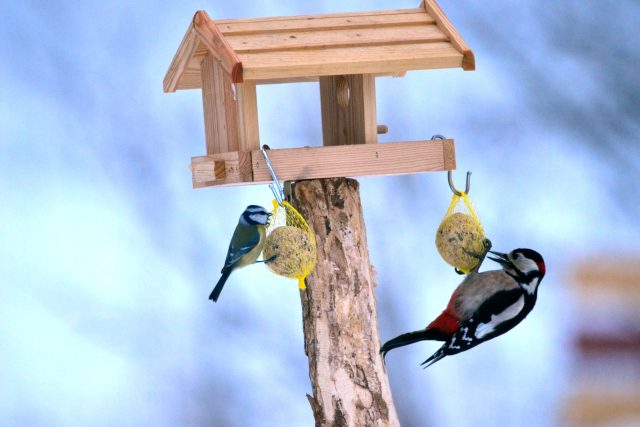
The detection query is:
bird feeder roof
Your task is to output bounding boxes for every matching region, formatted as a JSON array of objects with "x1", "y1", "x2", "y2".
[{"x1": 164, "y1": 1, "x2": 474, "y2": 91}]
